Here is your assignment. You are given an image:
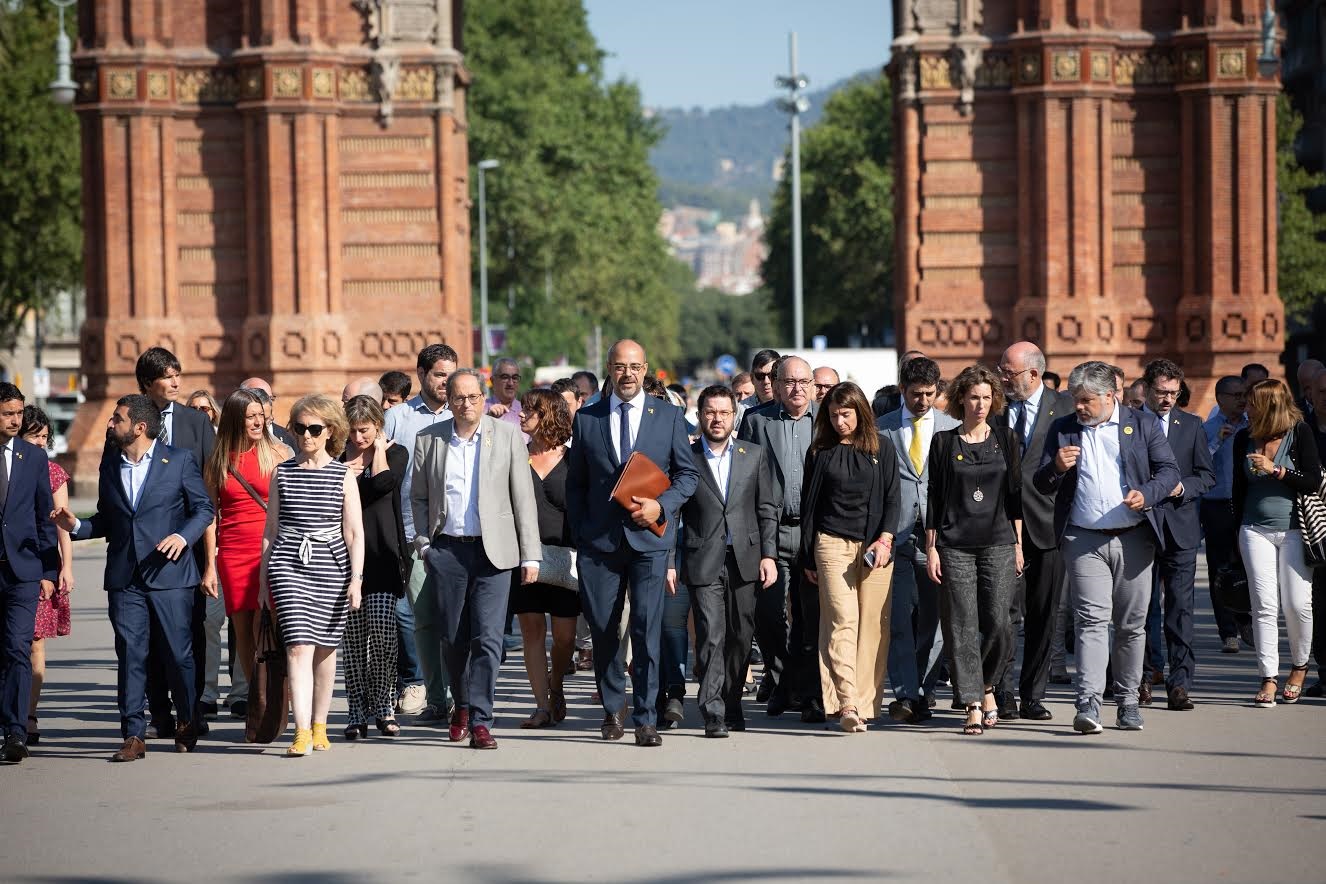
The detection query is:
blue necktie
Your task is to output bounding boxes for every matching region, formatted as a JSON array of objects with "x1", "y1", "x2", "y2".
[
  {"x1": 618, "y1": 402, "x2": 633, "y2": 461},
  {"x1": 1013, "y1": 402, "x2": 1028, "y2": 446}
]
